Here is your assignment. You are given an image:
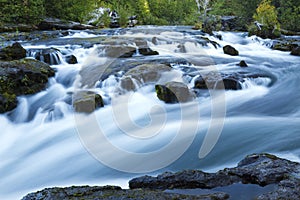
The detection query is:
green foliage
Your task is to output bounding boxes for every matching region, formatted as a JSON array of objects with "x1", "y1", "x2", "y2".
[
  {"x1": 276, "y1": 0, "x2": 300, "y2": 31},
  {"x1": 254, "y1": 0, "x2": 280, "y2": 30},
  {"x1": 0, "y1": 0, "x2": 45, "y2": 24}
]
